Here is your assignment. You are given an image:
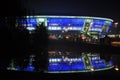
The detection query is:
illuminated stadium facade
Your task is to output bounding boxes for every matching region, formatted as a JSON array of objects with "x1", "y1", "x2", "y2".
[
  {"x1": 16, "y1": 16, "x2": 113, "y2": 42},
  {"x1": 16, "y1": 16, "x2": 113, "y2": 33},
  {"x1": 48, "y1": 52, "x2": 114, "y2": 73},
  {"x1": 7, "y1": 51, "x2": 114, "y2": 73}
]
